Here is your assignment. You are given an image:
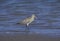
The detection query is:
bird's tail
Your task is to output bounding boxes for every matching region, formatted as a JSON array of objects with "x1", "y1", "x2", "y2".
[
  {"x1": 16, "y1": 21, "x2": 22, "y2": 24},
  {"x1": 16, "y1": 23, "x2": 20, "y2": 24}
]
